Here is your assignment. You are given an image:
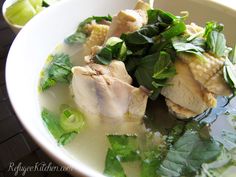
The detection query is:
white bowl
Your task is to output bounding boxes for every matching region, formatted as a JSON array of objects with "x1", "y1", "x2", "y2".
[{"x1": 5, "y1": 0, "x2": 236, "y2": 176}]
